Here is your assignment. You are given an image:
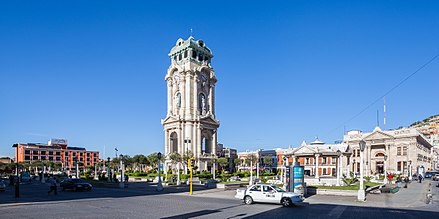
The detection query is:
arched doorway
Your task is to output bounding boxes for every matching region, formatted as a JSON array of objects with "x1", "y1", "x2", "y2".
[
  {"x1": 375, "y1": 152, "x2": 385, "y2": 174},
  {"x1": 201, "y1": 131, "x2": 212, "y2": 154},
  {"x1": 170, "y1": 132, "x2": 178, "y2": 153}
]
